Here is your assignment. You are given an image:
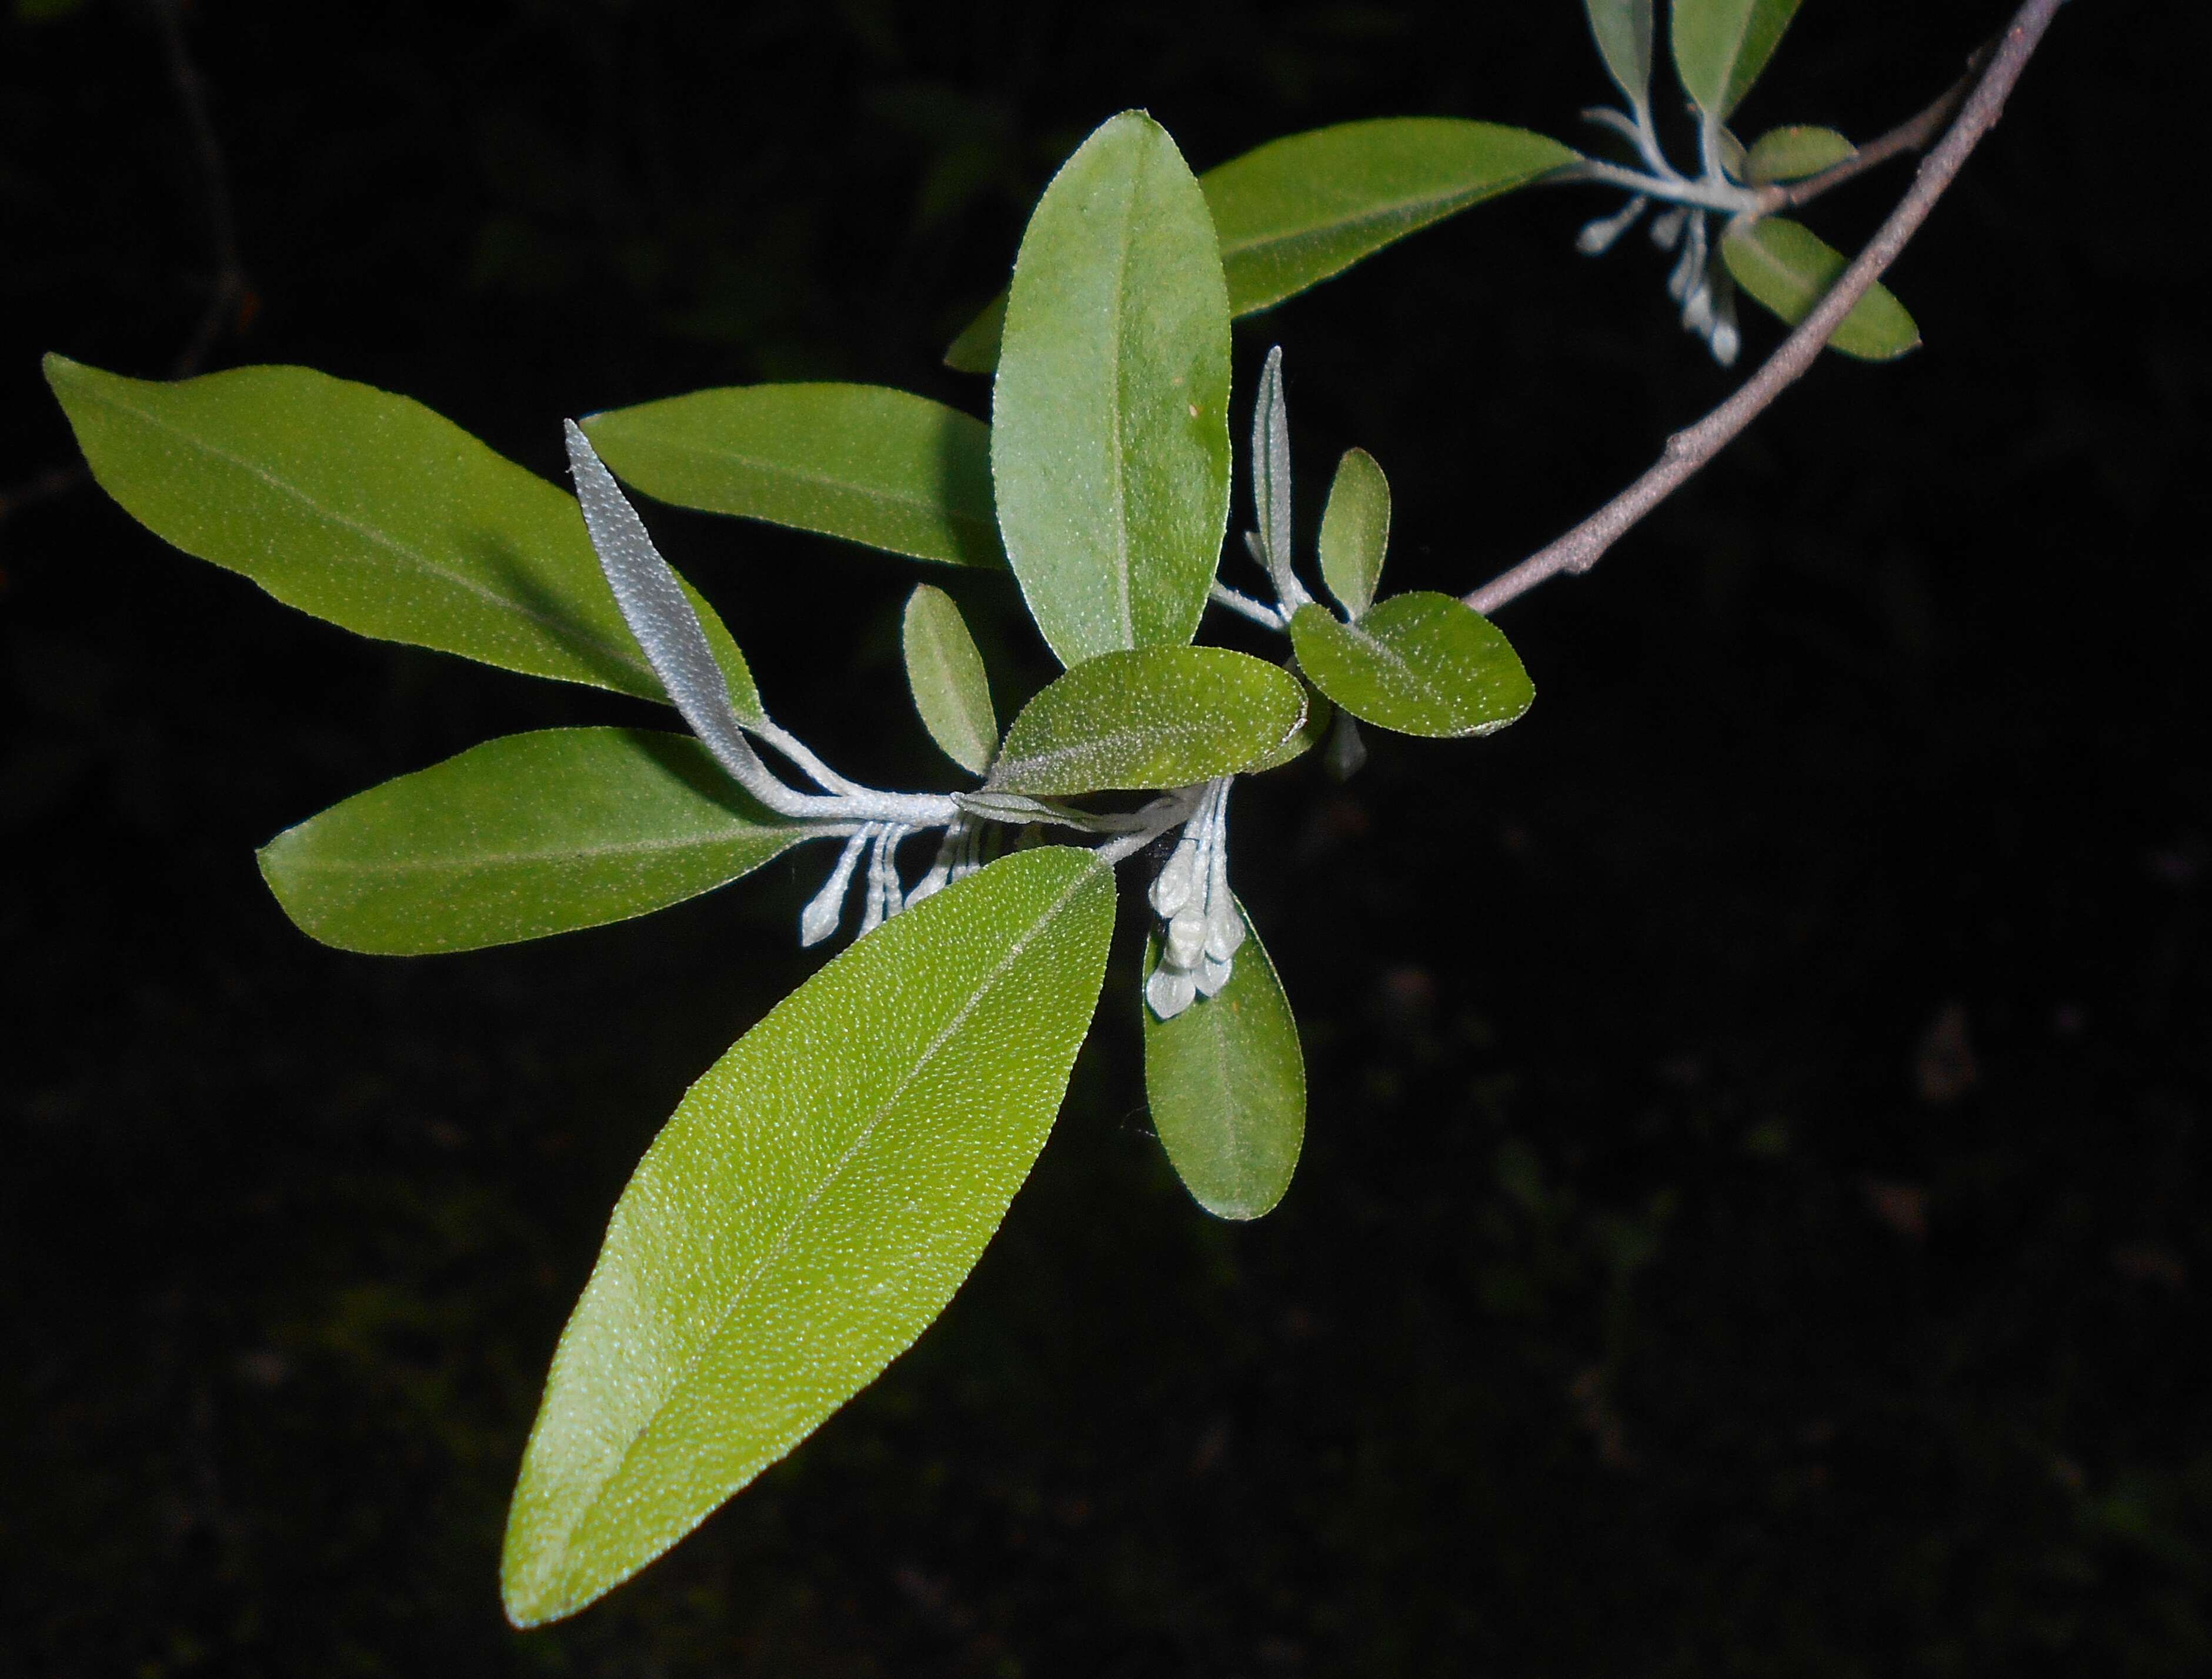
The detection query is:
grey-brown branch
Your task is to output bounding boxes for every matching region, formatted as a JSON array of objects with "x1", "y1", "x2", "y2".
[{"x1": 1466, "y1": 0, "x2": 2066, "y2": 619}]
